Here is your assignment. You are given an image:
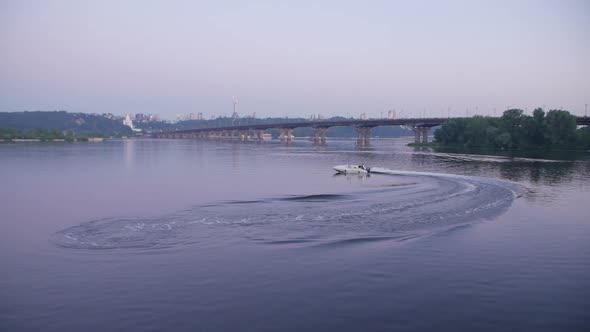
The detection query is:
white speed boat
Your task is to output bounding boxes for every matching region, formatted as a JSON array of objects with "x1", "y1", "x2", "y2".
[{"x1": 333, "y1": 164, "x2": 370, "y2": 174}]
